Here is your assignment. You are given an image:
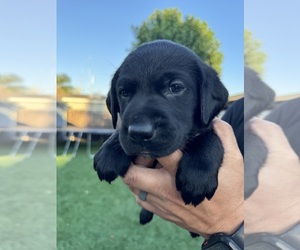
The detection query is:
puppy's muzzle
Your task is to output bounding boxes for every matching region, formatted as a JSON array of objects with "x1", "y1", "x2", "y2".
[{"x1": 128, "y1": 122, "x2": 155, "y2": 142}]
